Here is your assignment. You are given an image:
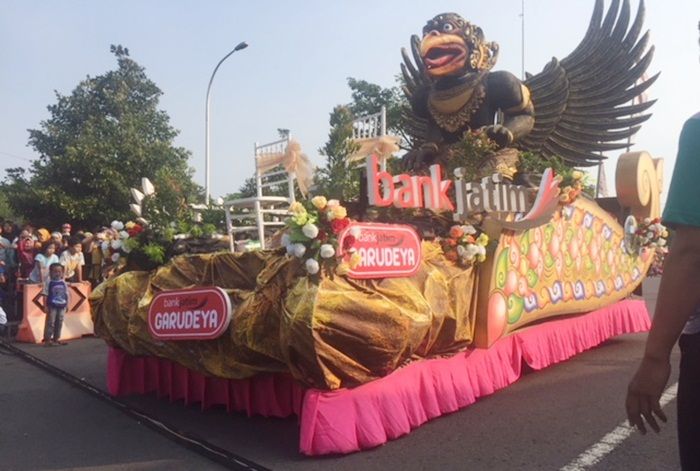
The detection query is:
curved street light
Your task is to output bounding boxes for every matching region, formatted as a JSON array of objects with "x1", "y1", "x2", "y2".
[{"x1": 205, "y1": 41, "x2": 248, "y2": 205}]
